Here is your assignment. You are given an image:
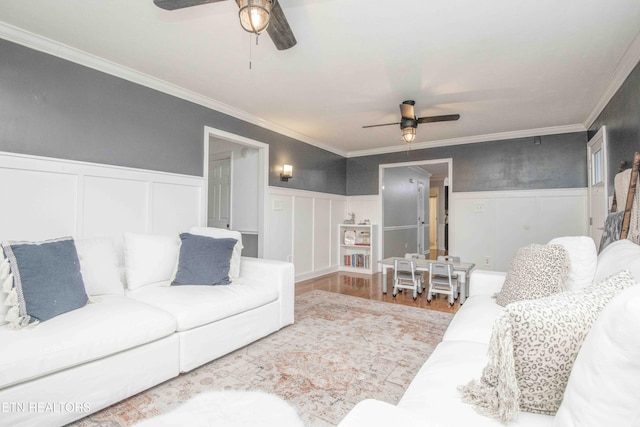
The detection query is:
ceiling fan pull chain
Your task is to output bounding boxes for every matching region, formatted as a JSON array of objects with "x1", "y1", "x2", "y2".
[{"x1": 249, "y1": 34, "x2": 253, "y2": 70}]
